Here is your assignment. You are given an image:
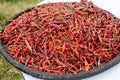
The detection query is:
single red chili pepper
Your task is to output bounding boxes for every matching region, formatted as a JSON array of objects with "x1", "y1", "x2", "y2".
[
  {"x1": 24, "y1": 39, "x2": 32, "y2": 52},
  {"x1": 25, "y1": 56, "x2": 30, "y2": 66},
  {"x1": 62, "y1": 41, "x2": 66, "y2": 52}
]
